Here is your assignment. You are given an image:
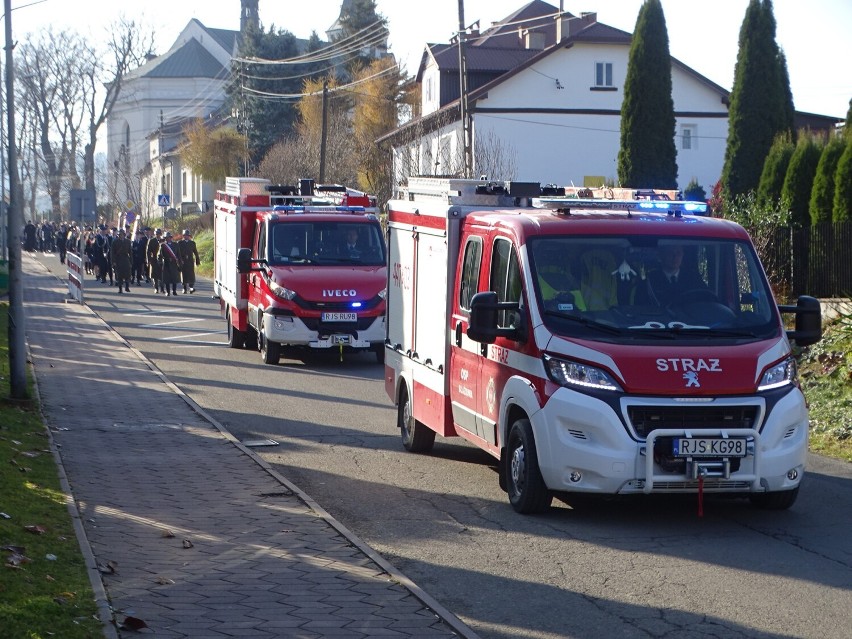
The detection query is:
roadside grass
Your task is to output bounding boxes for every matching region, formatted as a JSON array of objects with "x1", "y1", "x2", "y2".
[
  {"x1": 798, "y1": 311, "x2": 852, "y2": 461},
  {"x1": 0, "y1": 303, "x2": 104, "y2": 638},
  {"x1": 195, "y1": 228, "x2": 214, "y2": 279}
]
